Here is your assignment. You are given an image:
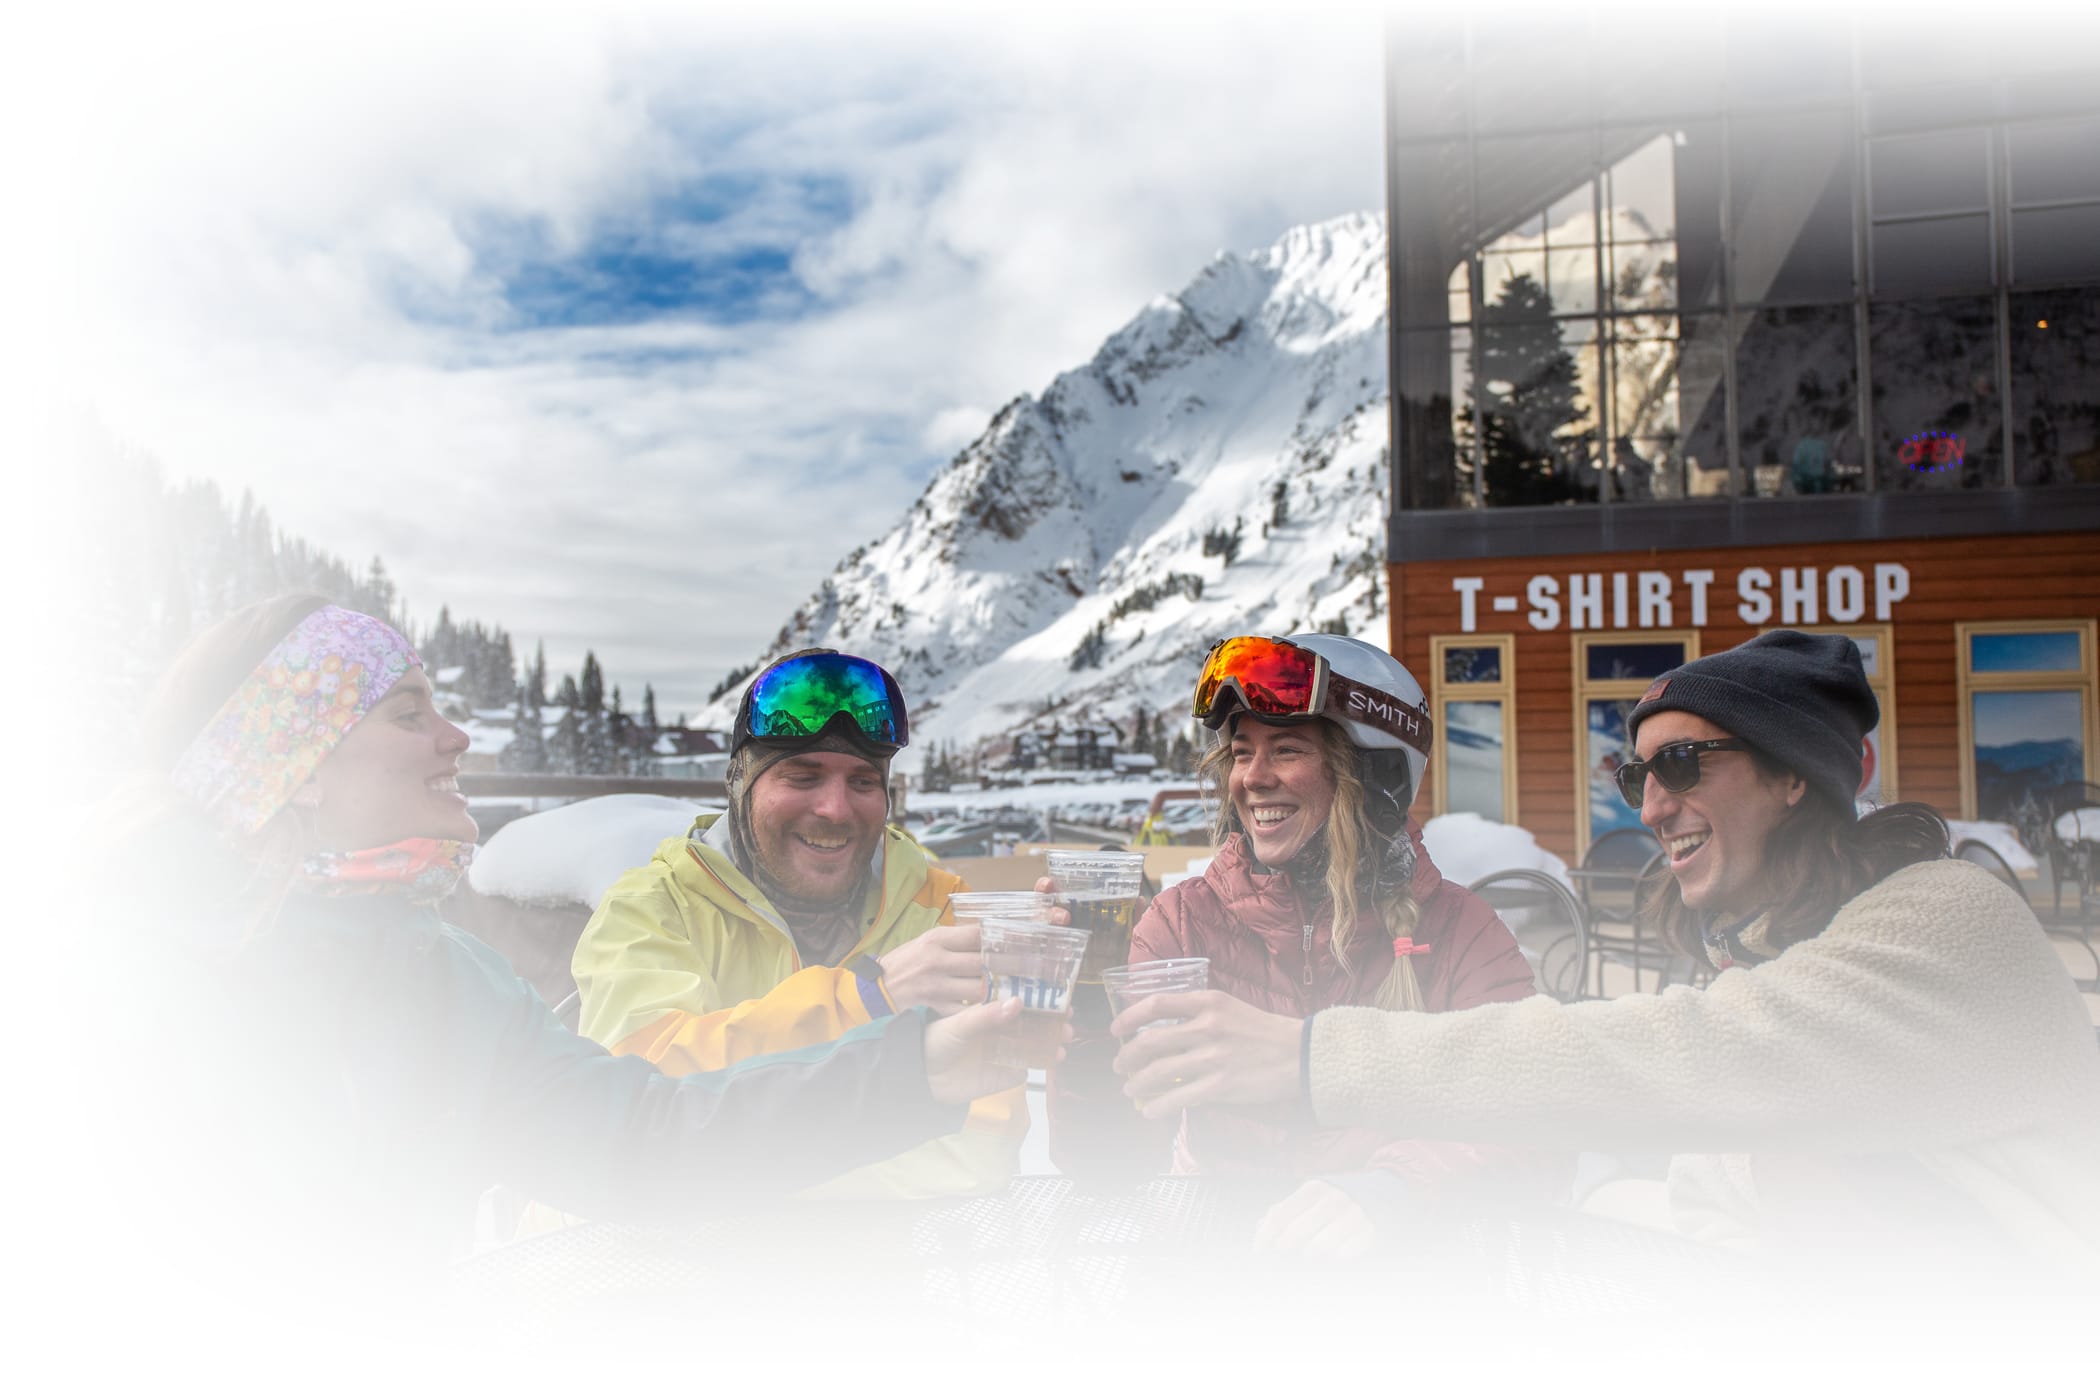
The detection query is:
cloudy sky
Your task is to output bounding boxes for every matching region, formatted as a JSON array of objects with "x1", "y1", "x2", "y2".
[{"x1": 42, "y1": 1, "x2": 1387, "y2": 714}]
